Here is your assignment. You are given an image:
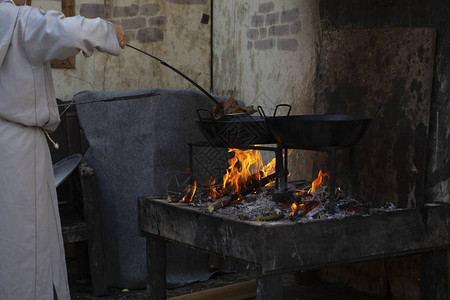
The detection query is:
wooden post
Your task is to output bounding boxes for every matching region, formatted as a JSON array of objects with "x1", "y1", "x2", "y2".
[
  {"x1": 147, "y1": 235, "x2": 166, "y2": 300},
  {"x1": 256, "y1": 266, "x2": 283, "y2": 300},
  {"x1": 420, "y1": 250, "x2": 448, "y2": 300},
  {"x1": 78, "y1": 160, "x2": 108, "y2": 296}
]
